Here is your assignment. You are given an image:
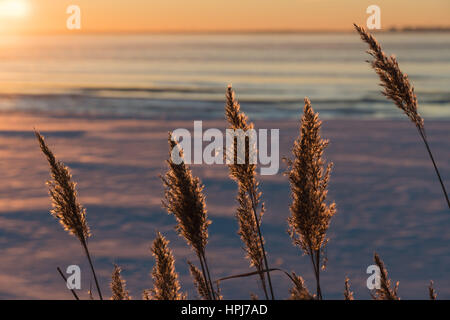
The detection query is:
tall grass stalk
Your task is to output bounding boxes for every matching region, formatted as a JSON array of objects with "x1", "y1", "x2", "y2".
[
  {"x1": 146, "y1": 232, "x2": 184, "y2": 300},
  {"x1": 35, "y1": 131, "x2": 103, "y2": 300},
  {"x1": 225, "y1": 85, "x2": 274, "y2": 300},
  {"x1": 161, "y1": 134, "x2": 216, "y2": 299},
  {"x1": 286, "y1": 98, "x2": 336, "y2": 300},
  {"x1": 111, "y1": 264, "x2": 130, "y2": 300},
  {"x1": 354, "y1": 24, "x2": 450, "y2": 210}
]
